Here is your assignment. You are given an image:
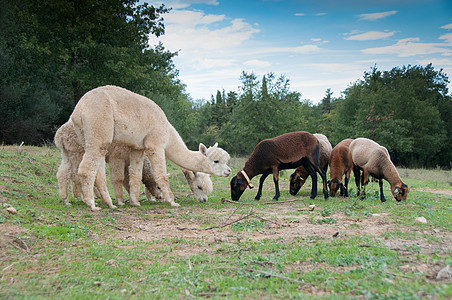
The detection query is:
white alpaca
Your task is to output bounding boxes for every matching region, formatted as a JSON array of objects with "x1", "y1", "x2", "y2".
[
  {"x1": 55, "y1": 121, "x2": 215, "y2": 207},
  {"x1": 70, "y1": 85, "x2": 231, "y2": 210}
]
